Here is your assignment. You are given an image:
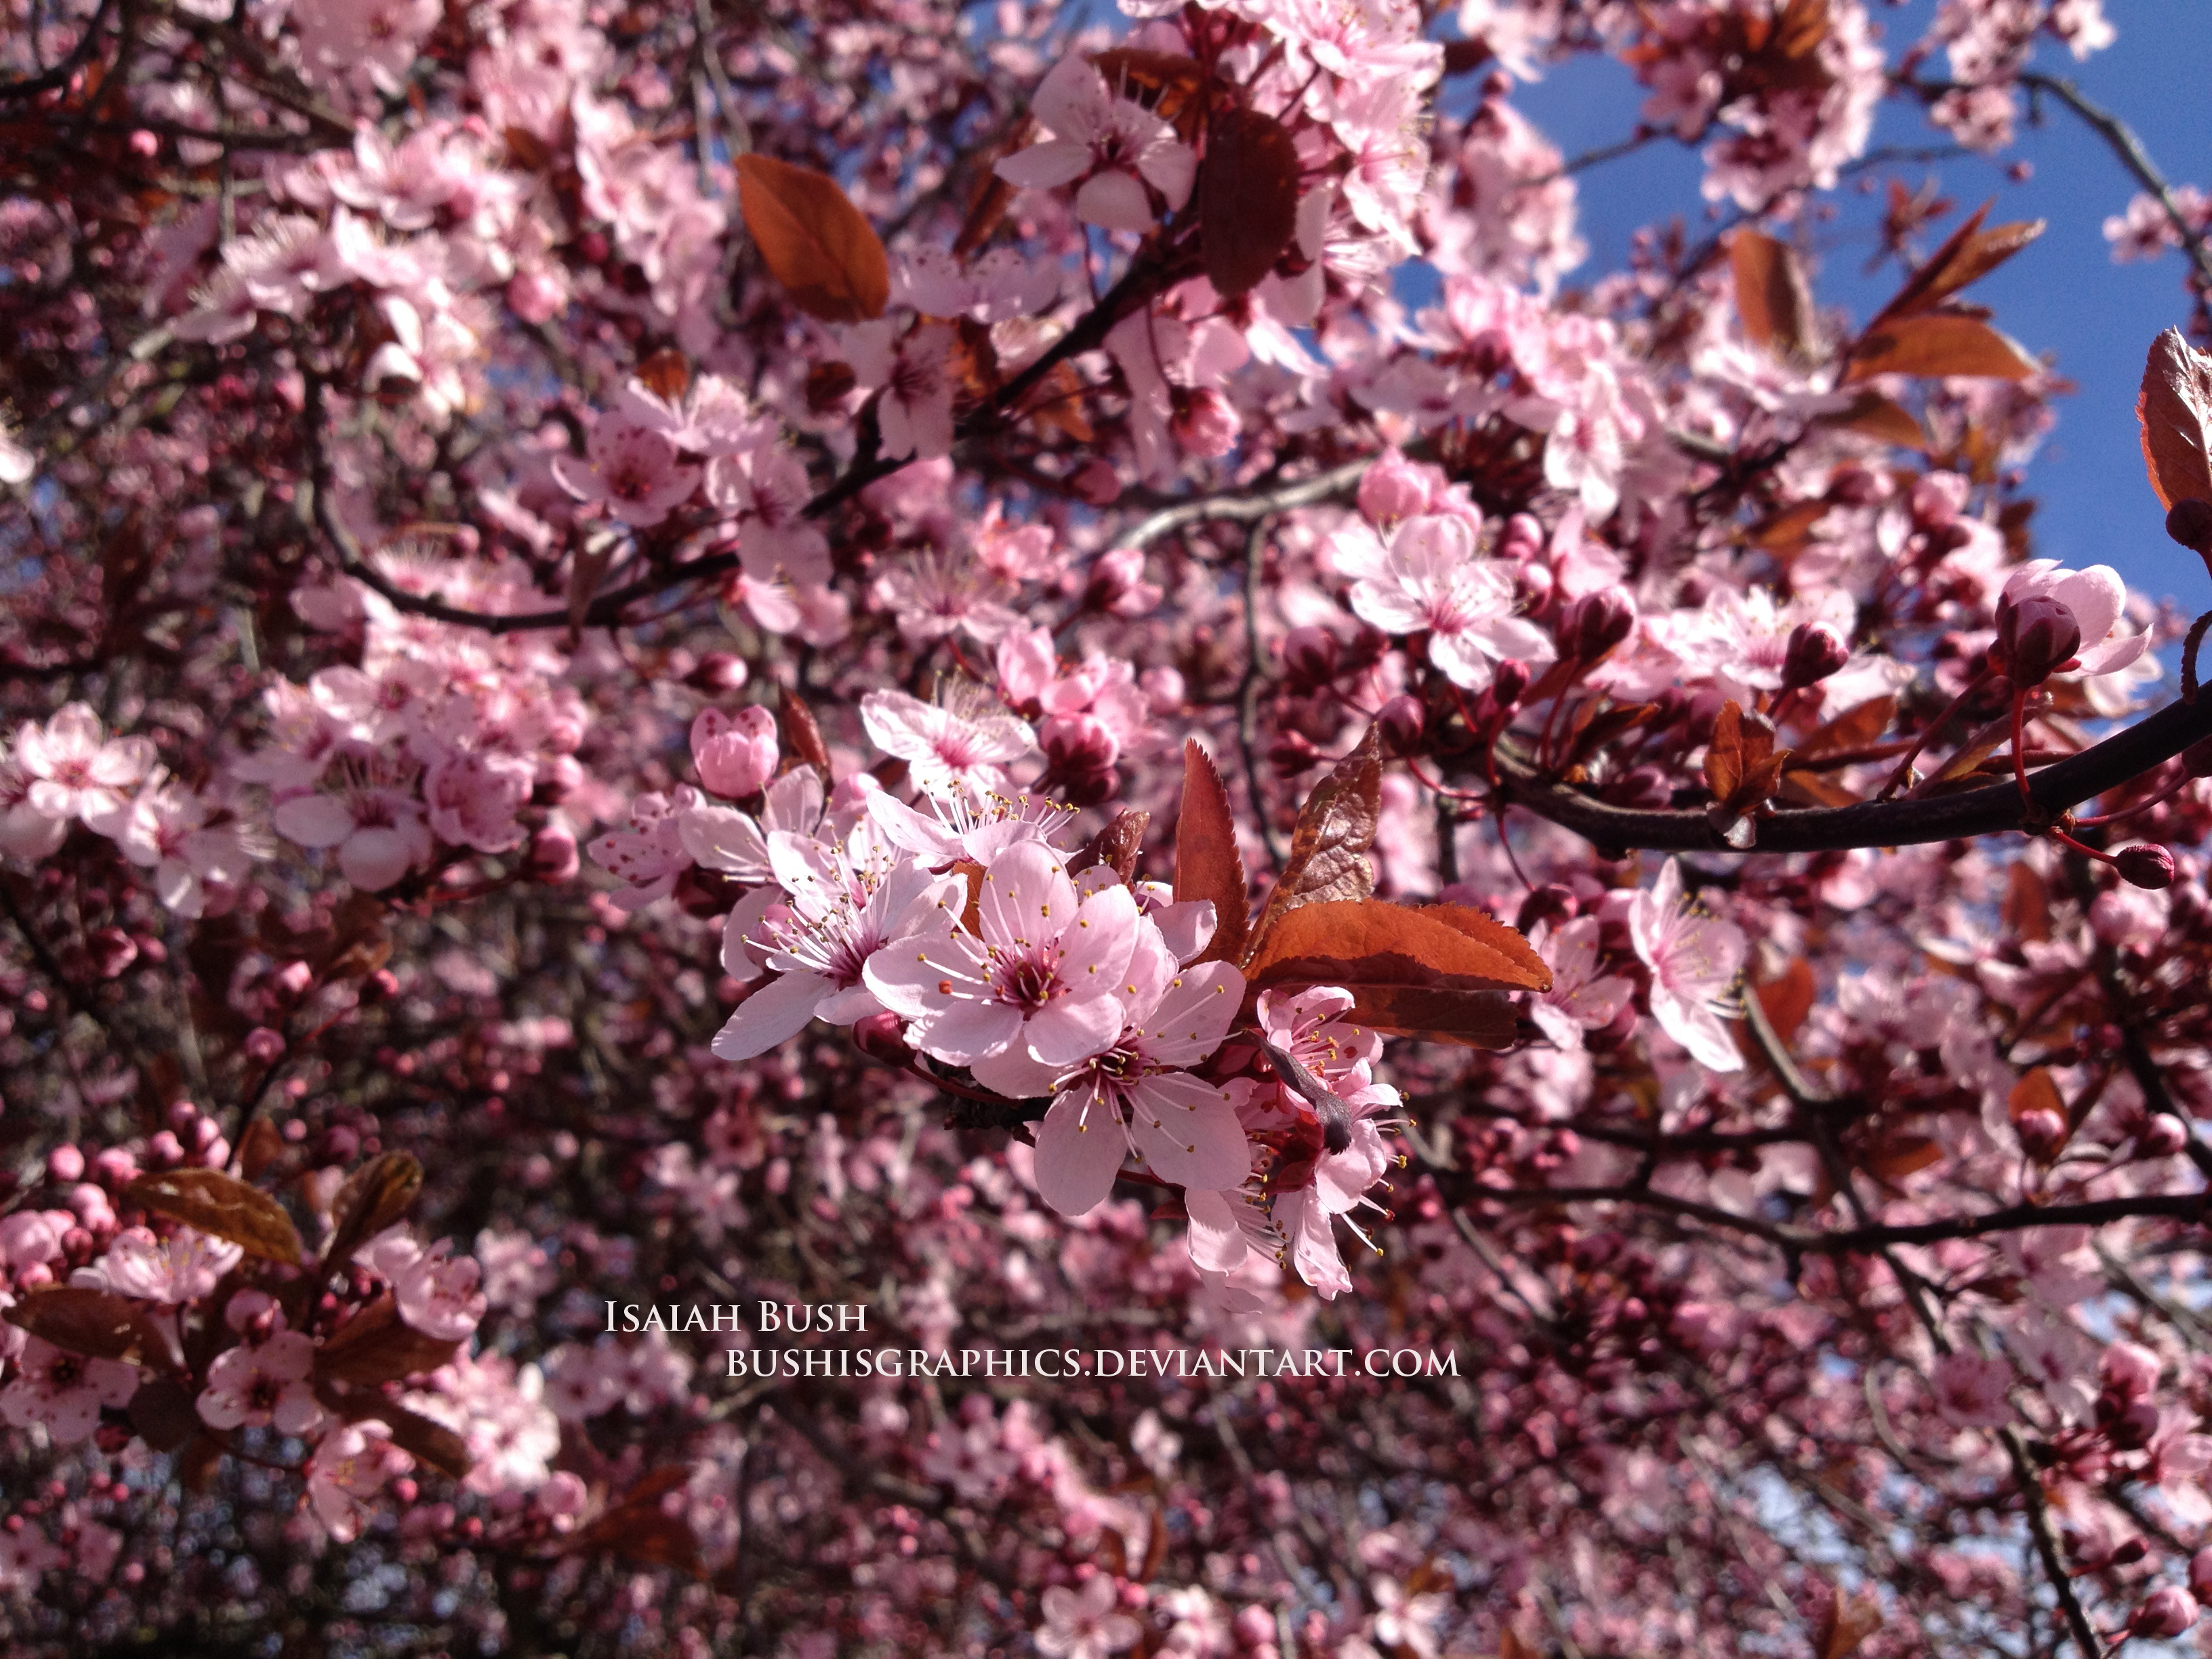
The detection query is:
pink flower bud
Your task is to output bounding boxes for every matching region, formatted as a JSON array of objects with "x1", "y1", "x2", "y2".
[
  {"x1": 1492, "y1": 658, "x2": 1532, "y2": 708},
  {"x1": 691, "y1": 706, "x2": 779, "y2": 799},
  {"x1": 2140, "y1": 1115, "x2": 2189, "y2": 1158},
  {"x1": 1496, "y1": 512, "x2": 1544, "y2": 561},
  {"x1": 1280, "y1": 627, "x2": 1340, "y2": 688},
  {"x1": 1070, "y1": 459, "x2": 1120, "y2": 507},
  {"x1": 527, "y1": 823, "x2": 581, "y2": 885},
  {"x1": 2014, "y1": 1108, "x2": 2066, "y2": 1162},
  {"x1": 1376, "y1": 695, "x2": 1427, "y2": 757},
  {"x1": 1170, "y1": 388, "x2": 1240, "y2": 458},
  {"x1": 1563, "y1": 589, "x2": 1635, "y2": 663},
  {"x1": 1083, "y1": 548, "x2": 1156, "y2": 617},
  {"x1": 92, "y1": 1149, "x2": 138, "y2": 1185},
  {"x1": 2114, "y1": 844, "x2": 2175, "y2": 890},
  {"x1": 689, "y1": 652, "x2": 750, "y2": 694},
  {"x1": 1357, "y1": 452, "x2": 1435, "y2": 525},
  {"x1": 851, "y1": 1011, "x2": 915, "y2": 1069},
  {"x1": 87, "y1": 927, "x2": 138, "y2": 980},
  {"x1": 1992, "y1": 593, "x2": 2081, "y2": 687},
  {"x1": 2165, "y1": 497, "x2": 2212, "y2": 556},
  {"x1": 47, "y1": 1146, "x2": 84, "y2": 1184},
  {"x1": 2102, "y1": 1340, "x2": 2162, "y2": 1401},
  {"x1": 243, "y1": 1028, "x2": 286, "y2": 1065},
  {"x1": 2188, "y1": 1547, "x2": 2212, "y2": 1601},
  {"x1": 147, "y1": 1131, "x2": 184, "y2": 1166},
  {"x1": 2133, "y1": 1586, "x2": 2198, "y2": 1639},
  {"x1": 1782, "y1": 623, "x2": 1851, "y2": 689}
]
